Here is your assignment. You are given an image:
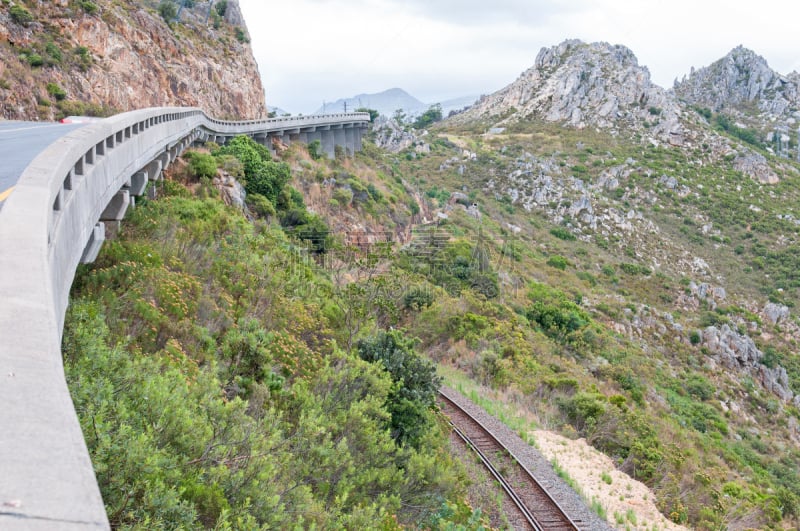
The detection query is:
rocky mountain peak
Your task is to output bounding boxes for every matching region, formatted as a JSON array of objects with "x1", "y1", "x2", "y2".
[
  {"x1": 453, "y1": 39, "x2": 682, "y2": 141},
  {"x1": 674, "y1": 45, "x2": 798, "y2": 118}
]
